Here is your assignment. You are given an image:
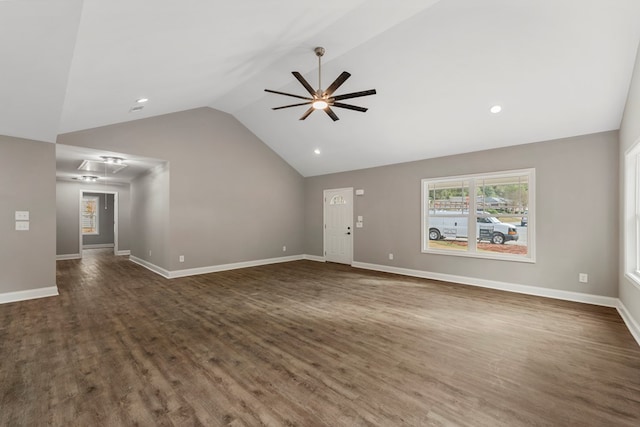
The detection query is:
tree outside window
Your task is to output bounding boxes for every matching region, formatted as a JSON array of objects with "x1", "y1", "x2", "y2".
[{"x1": 82, "y1": 196, "x2": 99, "y2": 235}]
